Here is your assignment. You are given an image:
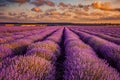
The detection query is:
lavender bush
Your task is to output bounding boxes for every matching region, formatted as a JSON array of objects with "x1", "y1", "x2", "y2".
[
  {"x1": 26, "y1": 48, "x2": 56, "y2": 62},
  {"x1": 72, "y1": 29, "x2": 120, "y2": 71},
  {"x1": 27, "y1": 40, "x2": 60, "y2": 57},
  {"x1": 0, "y1": 56, "x2": 55, "y2": 80},
  {"x1": 81, "y1": 30, "x2": 120, "y2": 45},
  {"x1": 64, "y1": 28, "x2": 120, "y2": 80}
]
